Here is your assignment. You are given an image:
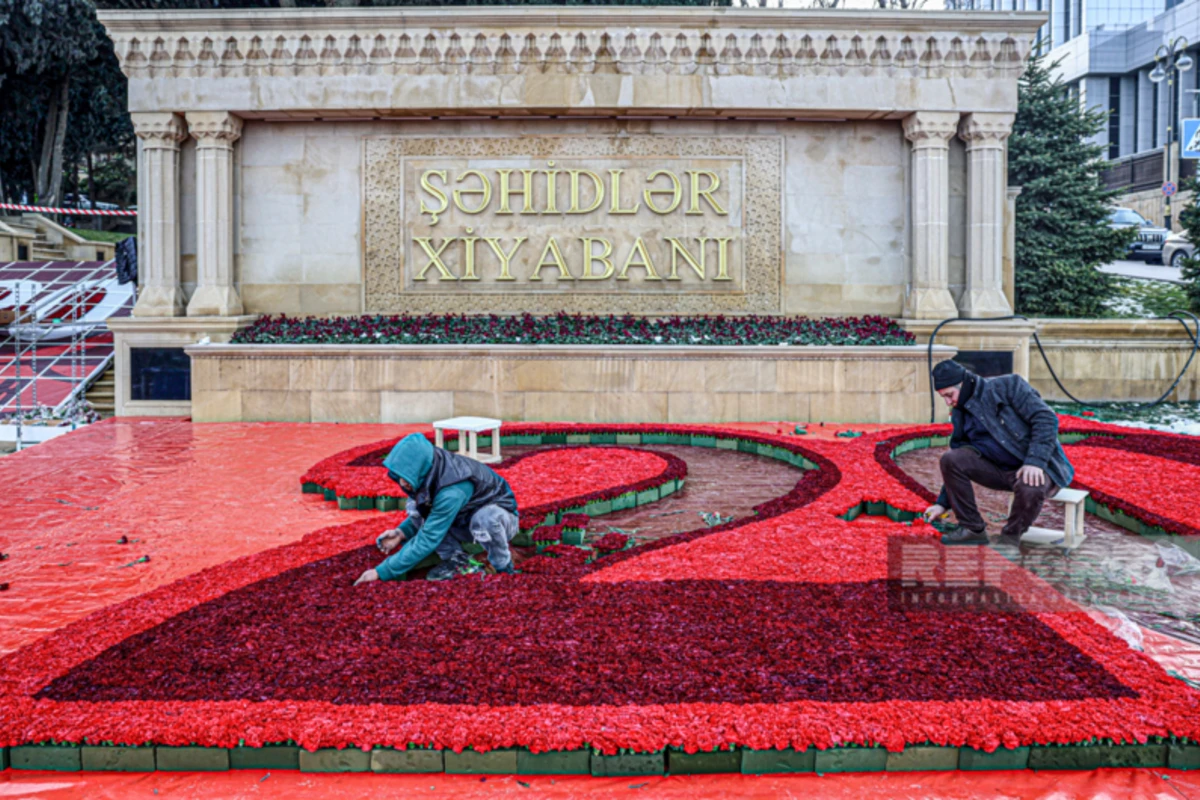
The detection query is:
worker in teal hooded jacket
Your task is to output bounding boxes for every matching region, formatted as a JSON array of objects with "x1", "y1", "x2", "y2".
[{"x1": 353, "y1": 433, "x2": 520, "y2": 585}]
